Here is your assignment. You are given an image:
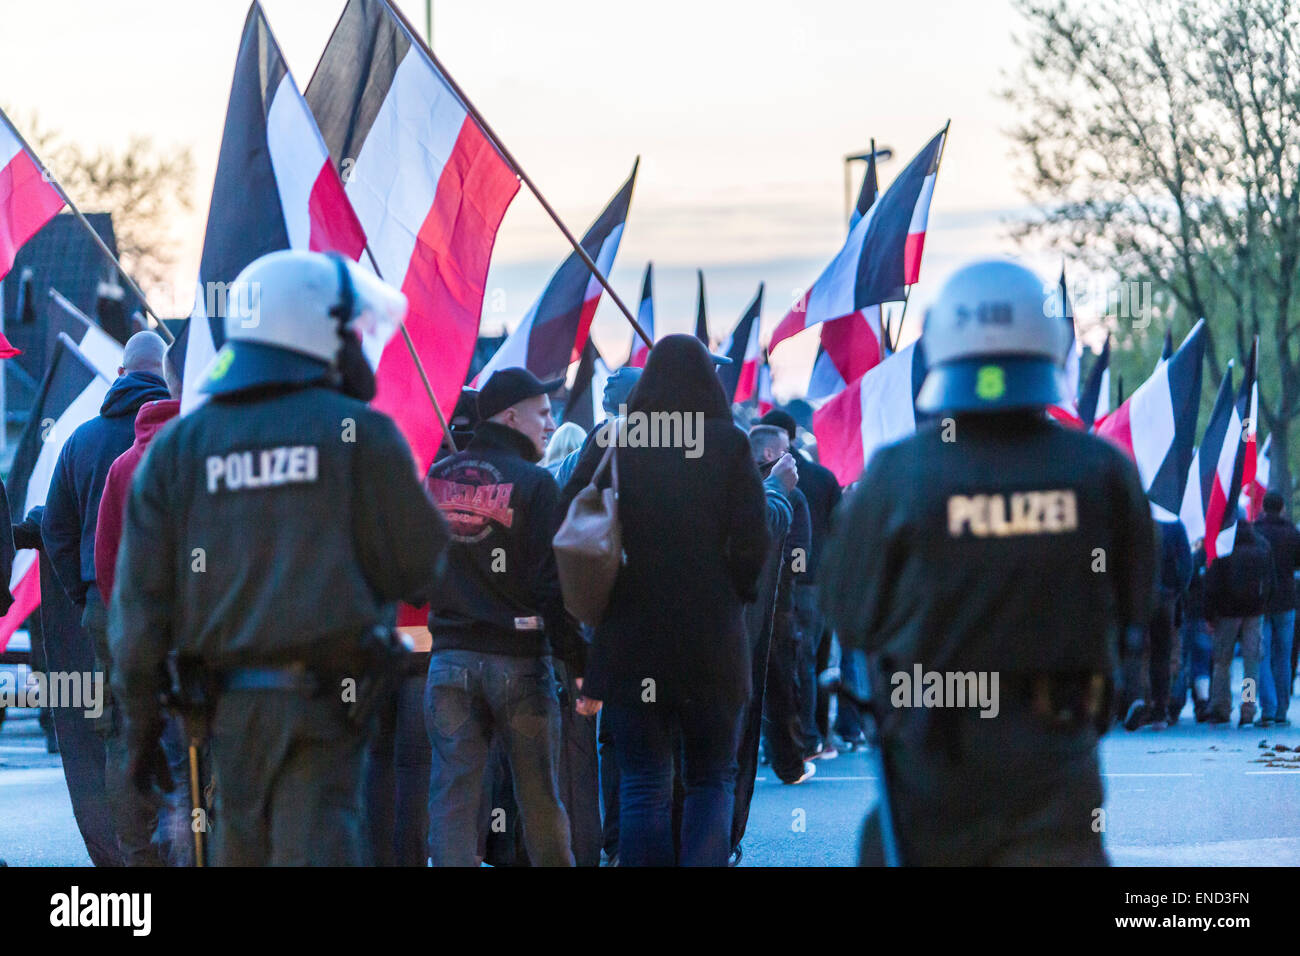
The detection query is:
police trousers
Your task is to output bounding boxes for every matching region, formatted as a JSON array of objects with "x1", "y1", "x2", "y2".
[
  {"x1": 210, "y1": 689, "x2": 367, "y2": 866},
  {"x1": 858, "y1": 703, "x2": 1107, "y2": 866}
]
